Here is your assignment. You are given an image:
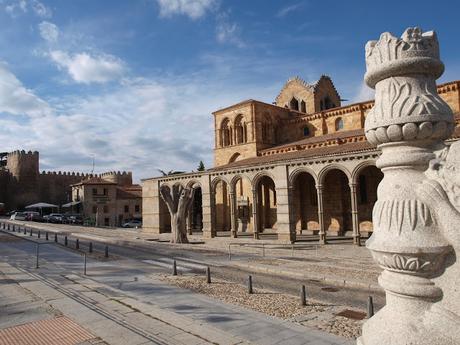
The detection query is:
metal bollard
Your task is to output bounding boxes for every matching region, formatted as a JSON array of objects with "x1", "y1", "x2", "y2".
[
  {"x1": 104, "y1": 245, "x2": 109, "y2": 258},
  {"x1": 30, "y1": 229, "x2": 33, "y2": 236},
  {"x1": 8, "y1": 224, "x2": 10, "y2": 231},
  {"x1": 45, "y1": 232, "x2": 48, "y2": 241},
  {"x1": 206, "y1": 266, "x2": 211, "y2": 284},
  {"x1": 89, "y1": 242, "x2": 93, "y2": 253},
  {"x1": 84, "y1": 253, "x2": 87, "y2": 275},
  {"x1": 76, "y1": 239, "x2": 79, "y2": 250},
  {"x1": 54, "y1": 233, "x2": 58, "y2": 243},
  {"x1": 24, "y1": 227, "x2": 27, "y2": 235},
  {"x1": 38, "y1": 231, "x2": 41, "y2": 239},
  {"x1": 172, "y1": 260, "x2": 177, "y2": 276},
  {"x1": 36, "y1": 244, "x2": 39, "y2": 269},
  {"x1": 367, "y1": 296, "x2": 374, "y2": 318},
  {"x1": 65, "y1": 236, "x2": 68, "y2": 246},
  {"x1": 248, "y1": 275, "x2": 253, "y2": 294},
  {"x1": 300, "y1": 285, "x2": 307, "y2": 306}
]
